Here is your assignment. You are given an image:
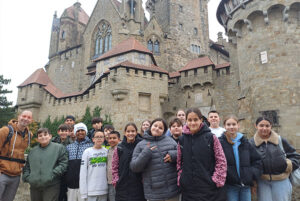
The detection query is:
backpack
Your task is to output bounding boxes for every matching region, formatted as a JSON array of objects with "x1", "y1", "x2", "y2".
[
  {"x1": 0, "y1": 125, "x2": 31, "y2": 164},
  {"x1": 2, "y1": 125, "x2": 31, "y2": 148},
  {"x1": 278, "y1": 136, "x2": 300, "y2": 187}
]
